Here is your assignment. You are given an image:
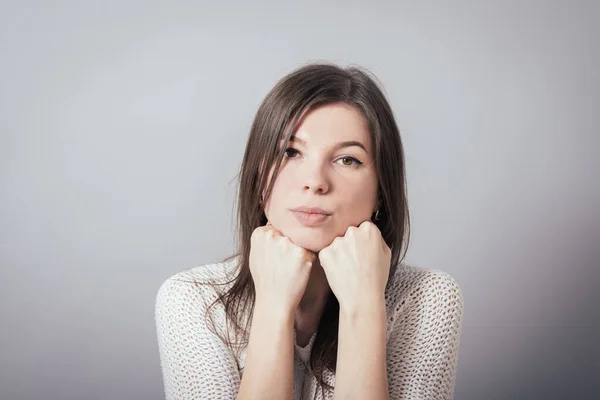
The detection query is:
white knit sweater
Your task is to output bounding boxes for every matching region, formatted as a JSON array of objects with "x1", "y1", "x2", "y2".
[{"x1": 155, "y1": 256, "x2": 463, "y2": 400}]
